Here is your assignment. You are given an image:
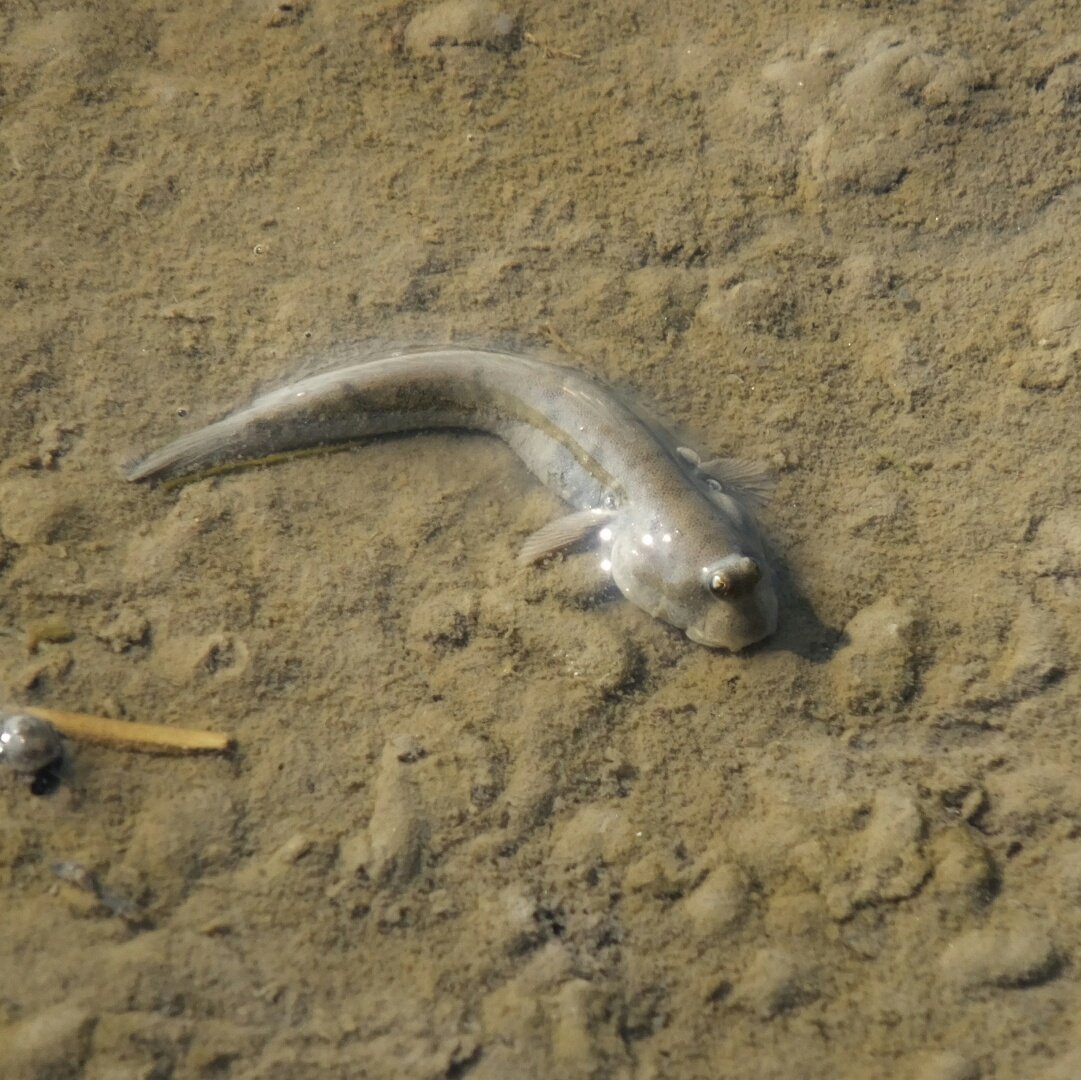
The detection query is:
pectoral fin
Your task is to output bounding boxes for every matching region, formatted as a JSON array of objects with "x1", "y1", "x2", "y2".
[
  {"x1": 677, "y1": 447, "x2": 774, "y2": 510},
  {"x1": 518, "y1": 508, "x2": 615, "y2": 565}
]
